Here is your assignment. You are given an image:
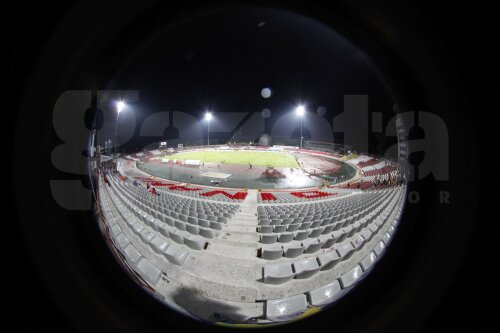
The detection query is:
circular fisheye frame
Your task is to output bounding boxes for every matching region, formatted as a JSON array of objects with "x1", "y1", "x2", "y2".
[
  {"x1": 91, "y1": 6, "x2": 407, "y2": 326},
  {"x1": 12, "y1": 0, "x2": 488, "y2": 331}
]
